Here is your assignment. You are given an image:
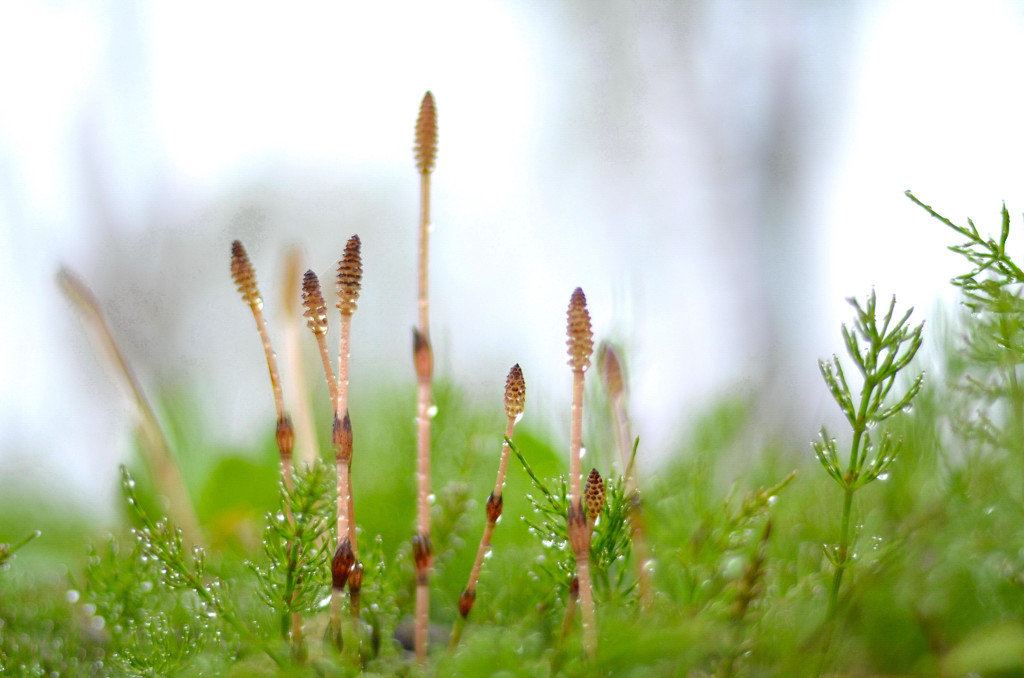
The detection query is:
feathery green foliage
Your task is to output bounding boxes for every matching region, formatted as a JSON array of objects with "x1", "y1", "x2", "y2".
[
  {"x1": 813, "y1": 291, "x2": 924, "y2": 670},
  {"x1": 13, "y1": 170, "x2": 1024, "y2": 677}
]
